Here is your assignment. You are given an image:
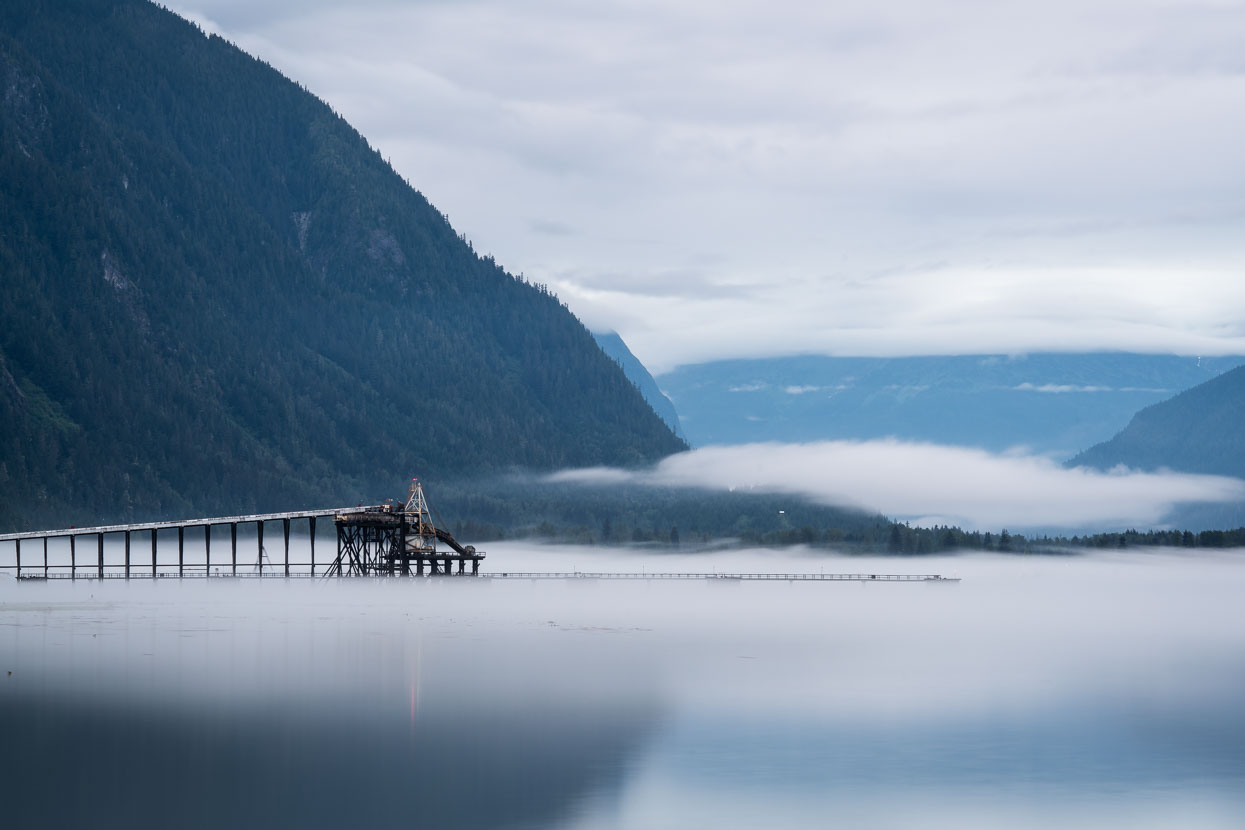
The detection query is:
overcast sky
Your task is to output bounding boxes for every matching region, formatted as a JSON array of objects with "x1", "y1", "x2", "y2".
[{"x1": 168, "y1": 0, "x2": 1245, "y2": 373}]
